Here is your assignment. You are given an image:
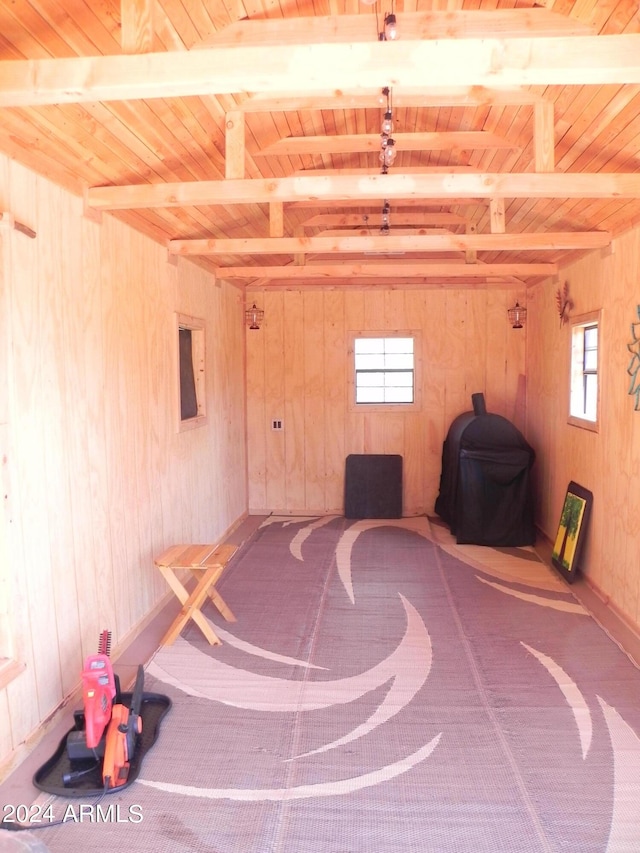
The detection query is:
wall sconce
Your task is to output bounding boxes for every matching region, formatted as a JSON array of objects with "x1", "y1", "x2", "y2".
[
  {"x1": 245, "y1": 302, "x2": 264, "y2": 330},
  {"x1": 508, "y1": 302, "x2": 527, "y2": 329}
]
